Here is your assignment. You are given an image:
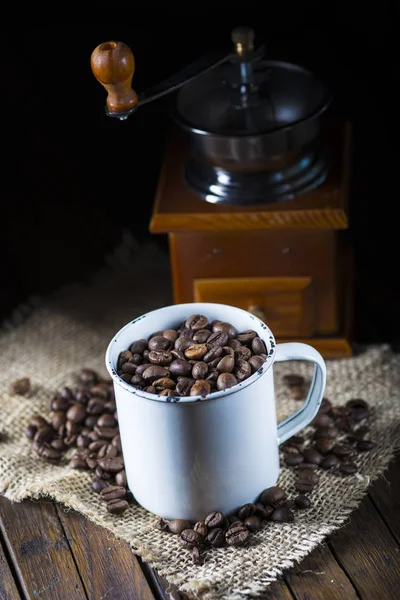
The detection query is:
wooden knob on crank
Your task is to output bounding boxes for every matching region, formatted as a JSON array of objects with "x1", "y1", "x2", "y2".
[{"x1": 90, "y1": 41, "x2": 138, "y2": 114}]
